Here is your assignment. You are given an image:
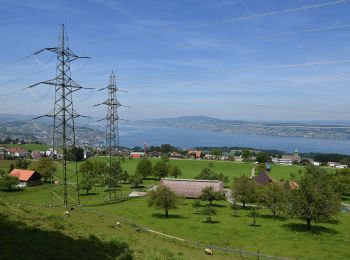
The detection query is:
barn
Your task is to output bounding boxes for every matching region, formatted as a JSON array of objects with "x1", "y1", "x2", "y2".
[
  {"x1": 255, "y1": 171, "x2": 273, "y2": 185},
  {"x1": 9, "y1": 169, "x2": 42, "y2": 187},
  {"x1": 160, "y1": 178, "x2": 223, "y2": 198}
]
